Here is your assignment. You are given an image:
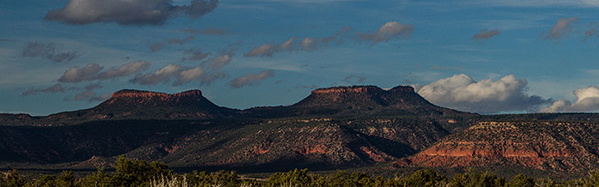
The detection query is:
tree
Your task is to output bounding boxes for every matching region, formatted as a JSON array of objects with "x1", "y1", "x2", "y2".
[
  {"x1": 1, "y1": 169, "x2": 26, "y2": 187},
  {"x1": 109, "y1": 155, "x2": 173, "y2": 187},
  {"x1": 80, "y1": 167, "x2": 112, "y2": 187},
  {"x1": 266, "y1": 168, "x2": 316, "y2": 187},
  {"x1": 507, "y1": 174, "x2": 534, "y2": 187},
  {"x1": 449, "y1": 170, "x2": 504, "y2": 187},
  {"x1": 400, "y1": 168, "x2": 447, "y2": 187}
]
